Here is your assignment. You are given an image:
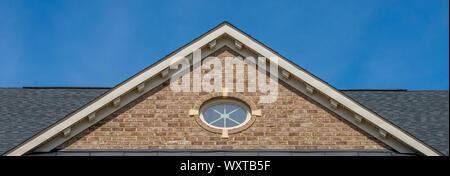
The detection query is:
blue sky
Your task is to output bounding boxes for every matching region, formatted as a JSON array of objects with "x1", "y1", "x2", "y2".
[{"x1": 0, "y1": 0, "x2": 448, "y2": 89}]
